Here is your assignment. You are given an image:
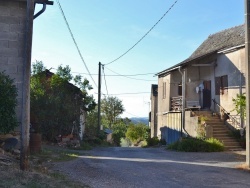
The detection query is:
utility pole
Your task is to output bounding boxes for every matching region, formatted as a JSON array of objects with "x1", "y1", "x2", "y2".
[
  {"x1": 98, "y1": 62, "x2": 102, "y2": 131},
  {"x1": 20, "y1": 0, "x2": 34, "y2": 171},
  {"x1": 245, "y1": 0, "x2": 250, "y2": 167}
]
